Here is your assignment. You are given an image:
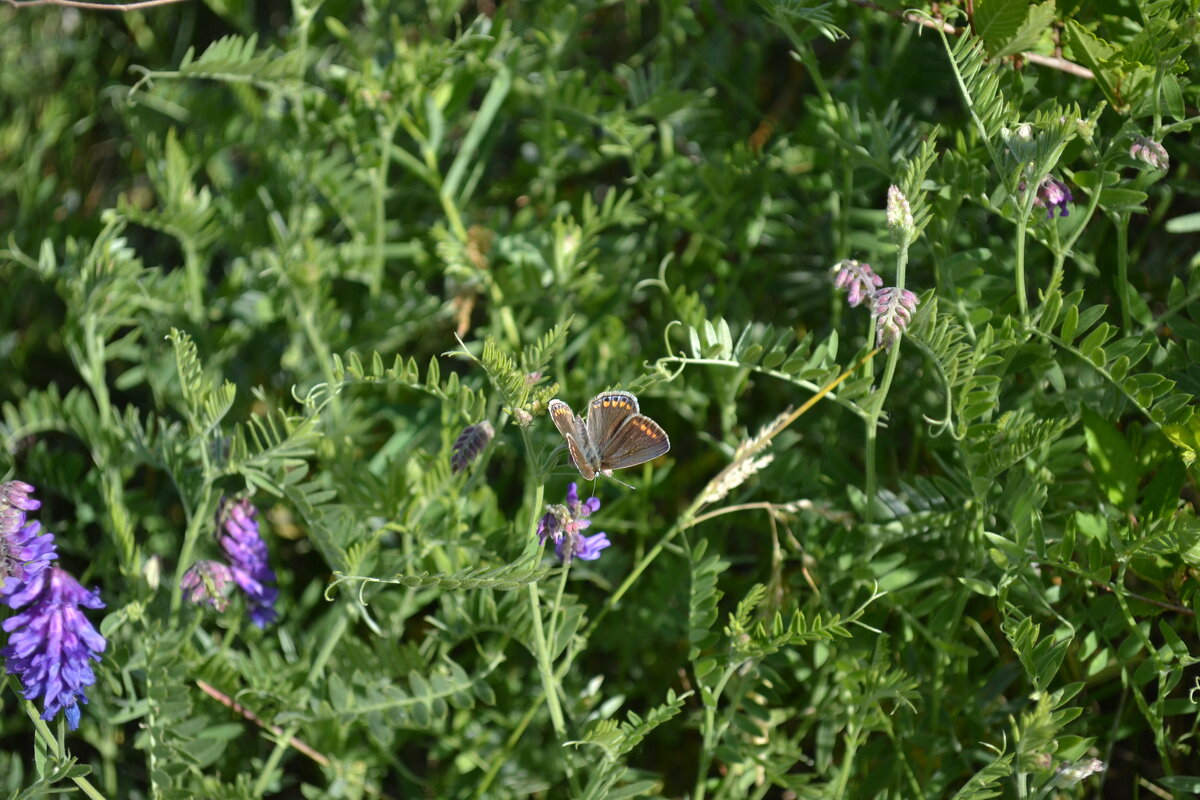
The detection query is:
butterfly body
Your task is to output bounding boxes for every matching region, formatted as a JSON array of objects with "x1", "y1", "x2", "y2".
[{"x1": 549, "y1": 391, "x2": 670, "y2": 481}]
